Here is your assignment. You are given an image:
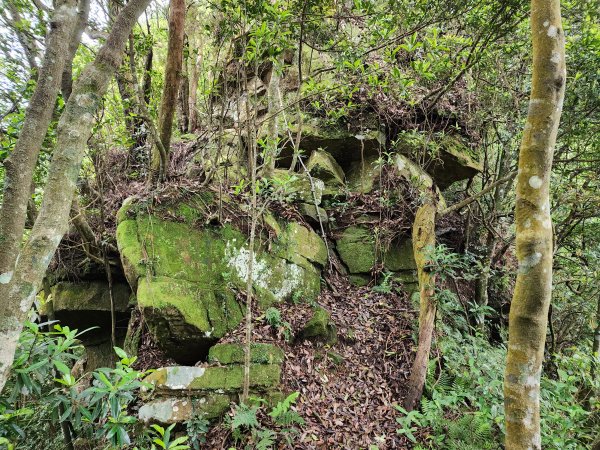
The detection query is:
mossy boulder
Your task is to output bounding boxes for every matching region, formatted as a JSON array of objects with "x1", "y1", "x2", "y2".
[
  {"x1": 208, "y1": 343, "x2": 284, "y2": 365},
  {"x1": 347, "y1": 154, "x2": 445, "y2": 207},
  {"x1": 307, "y1": 149, "x2": 345, "y2": 186},
  {"x1": 394, "y1": 133, "x2": 482, "y2": 189},
  {"x1": 47, "y1": 281, "x2": 132, "y2": 342},
  {"x1": 382, "y1": 239, "x2": 416, "y2": 272},
  {"x1": 285, "y1": 122, "x2": 385, "y2": 170},
  {"x1": 298, "y1": 203, "x2": 328, "y2": 224},
  {"x1": 137, "y1": 276, "x2": 243, "y2": 363},
  {"x1": 297, "y1": 308, "x2": 337, "y2": 344},
  {"x1": 116, "y1": 197, "x2": 323, "y2": 362}
]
